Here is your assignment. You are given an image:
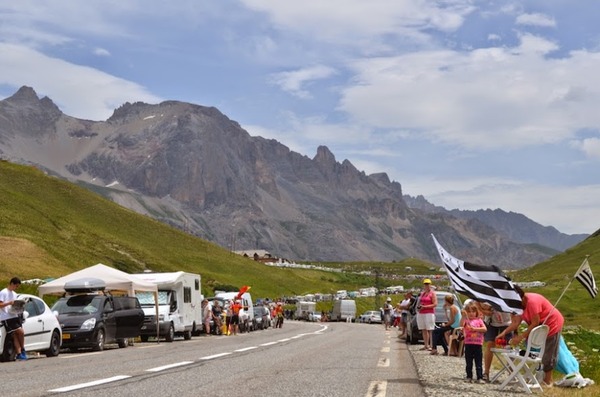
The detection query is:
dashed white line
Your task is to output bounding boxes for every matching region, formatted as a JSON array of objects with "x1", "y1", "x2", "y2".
[
  {"x1": 235, "y1": 346, "x2": 258, "y2": 352},
  {"x1": 48, "y1": 375, "x2": 131, "y2": 393},
  {"x1": 146, "y1": 361, "x2": 194, "y2": 372},
  {"x1": 377, "y1": 357, "x2": 390, "y2": 367},
  {"x1": 366, "y1": 380, "x2": 387, "y2": 397},
  {"x1": 380, "y1": 347, "x2": 390, "y2": 353},
  {"x1": 200, "y1": 352, "x2": 232, "y2": 360}
]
